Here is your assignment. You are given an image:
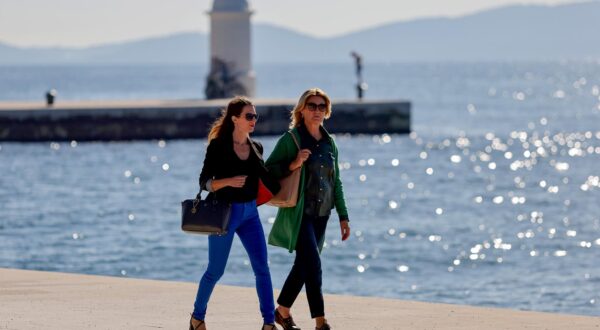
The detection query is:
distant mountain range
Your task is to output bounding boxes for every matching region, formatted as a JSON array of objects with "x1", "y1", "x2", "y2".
[{"x1": 1, "y1": 1, "x2": 599, "y2": 64}]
